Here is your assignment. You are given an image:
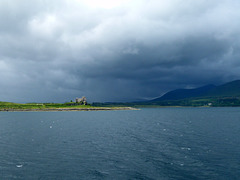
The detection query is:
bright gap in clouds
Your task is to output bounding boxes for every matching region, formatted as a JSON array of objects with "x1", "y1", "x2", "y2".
[{"x1": 79, "y1": 0, "x2": 130, "y2": 9}]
